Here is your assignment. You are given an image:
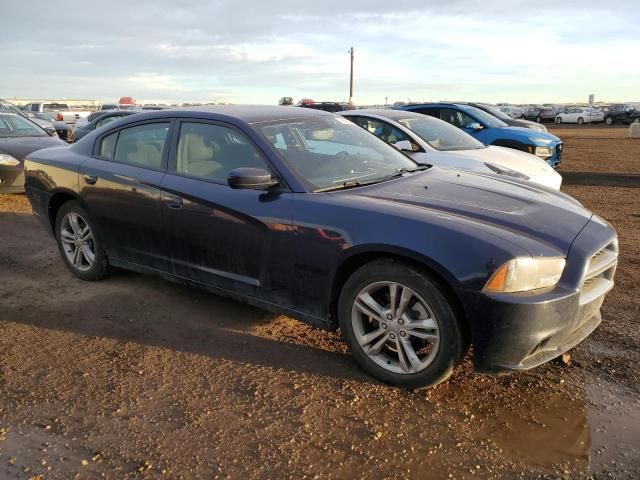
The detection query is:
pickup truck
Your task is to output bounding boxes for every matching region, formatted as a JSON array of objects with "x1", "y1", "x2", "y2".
[{"x1": 21, "y1": 102, "x2": 92, "y2": 126}]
